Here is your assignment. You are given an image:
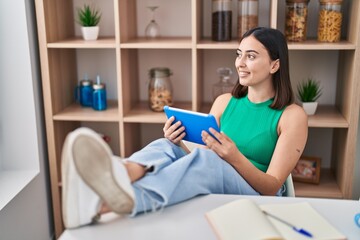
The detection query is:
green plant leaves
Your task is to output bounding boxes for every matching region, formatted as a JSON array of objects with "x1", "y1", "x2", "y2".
[
  {"x1": 297, "y1": 78, "x2": 322, "y2": 102},
  {"x1": 77, "y1": 4, "x2": 101, "y2": 27}
]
